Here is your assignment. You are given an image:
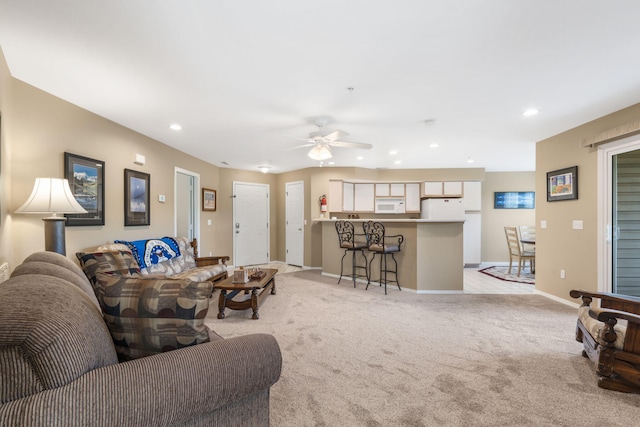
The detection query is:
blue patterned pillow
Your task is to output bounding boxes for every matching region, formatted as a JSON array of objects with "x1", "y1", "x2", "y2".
[{"x1": 114, "y1": 237, "x2": 181, "y2": 269}]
